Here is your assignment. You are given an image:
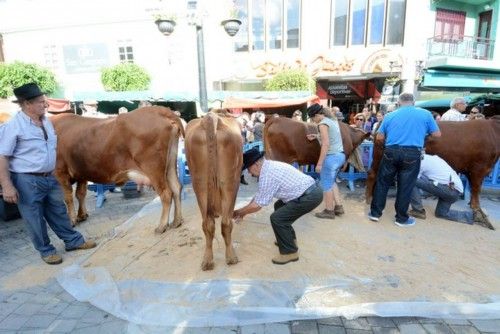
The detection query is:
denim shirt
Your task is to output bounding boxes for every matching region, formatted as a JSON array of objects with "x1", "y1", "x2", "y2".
[{"x1": 0, "y1": 111, "x2": 57, "y2": 173}]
